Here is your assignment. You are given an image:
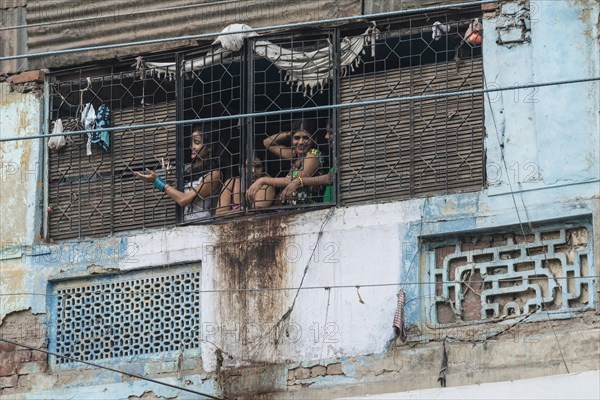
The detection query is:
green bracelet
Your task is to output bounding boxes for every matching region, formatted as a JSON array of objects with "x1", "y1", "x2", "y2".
[{"x1": 154, "y1": 177, "x2": 167, "y2": 192}]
